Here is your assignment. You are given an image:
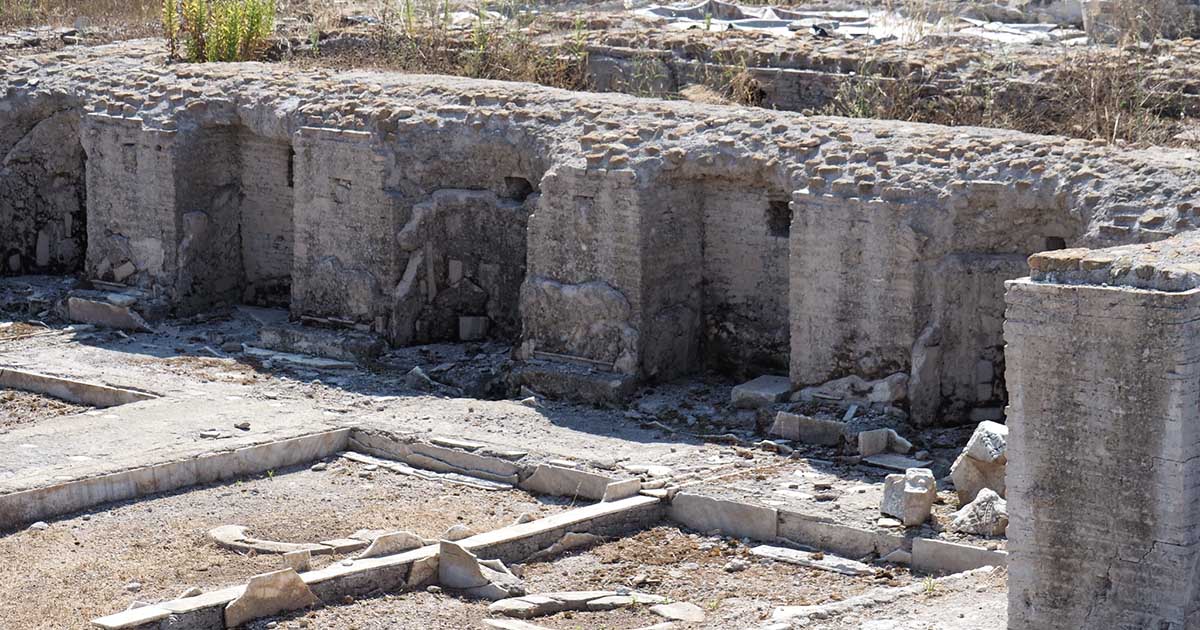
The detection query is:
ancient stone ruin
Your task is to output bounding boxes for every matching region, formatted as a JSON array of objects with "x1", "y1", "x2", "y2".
[{"x1": 2, "y1": 2, "x2": 1200, "y2": 629}]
